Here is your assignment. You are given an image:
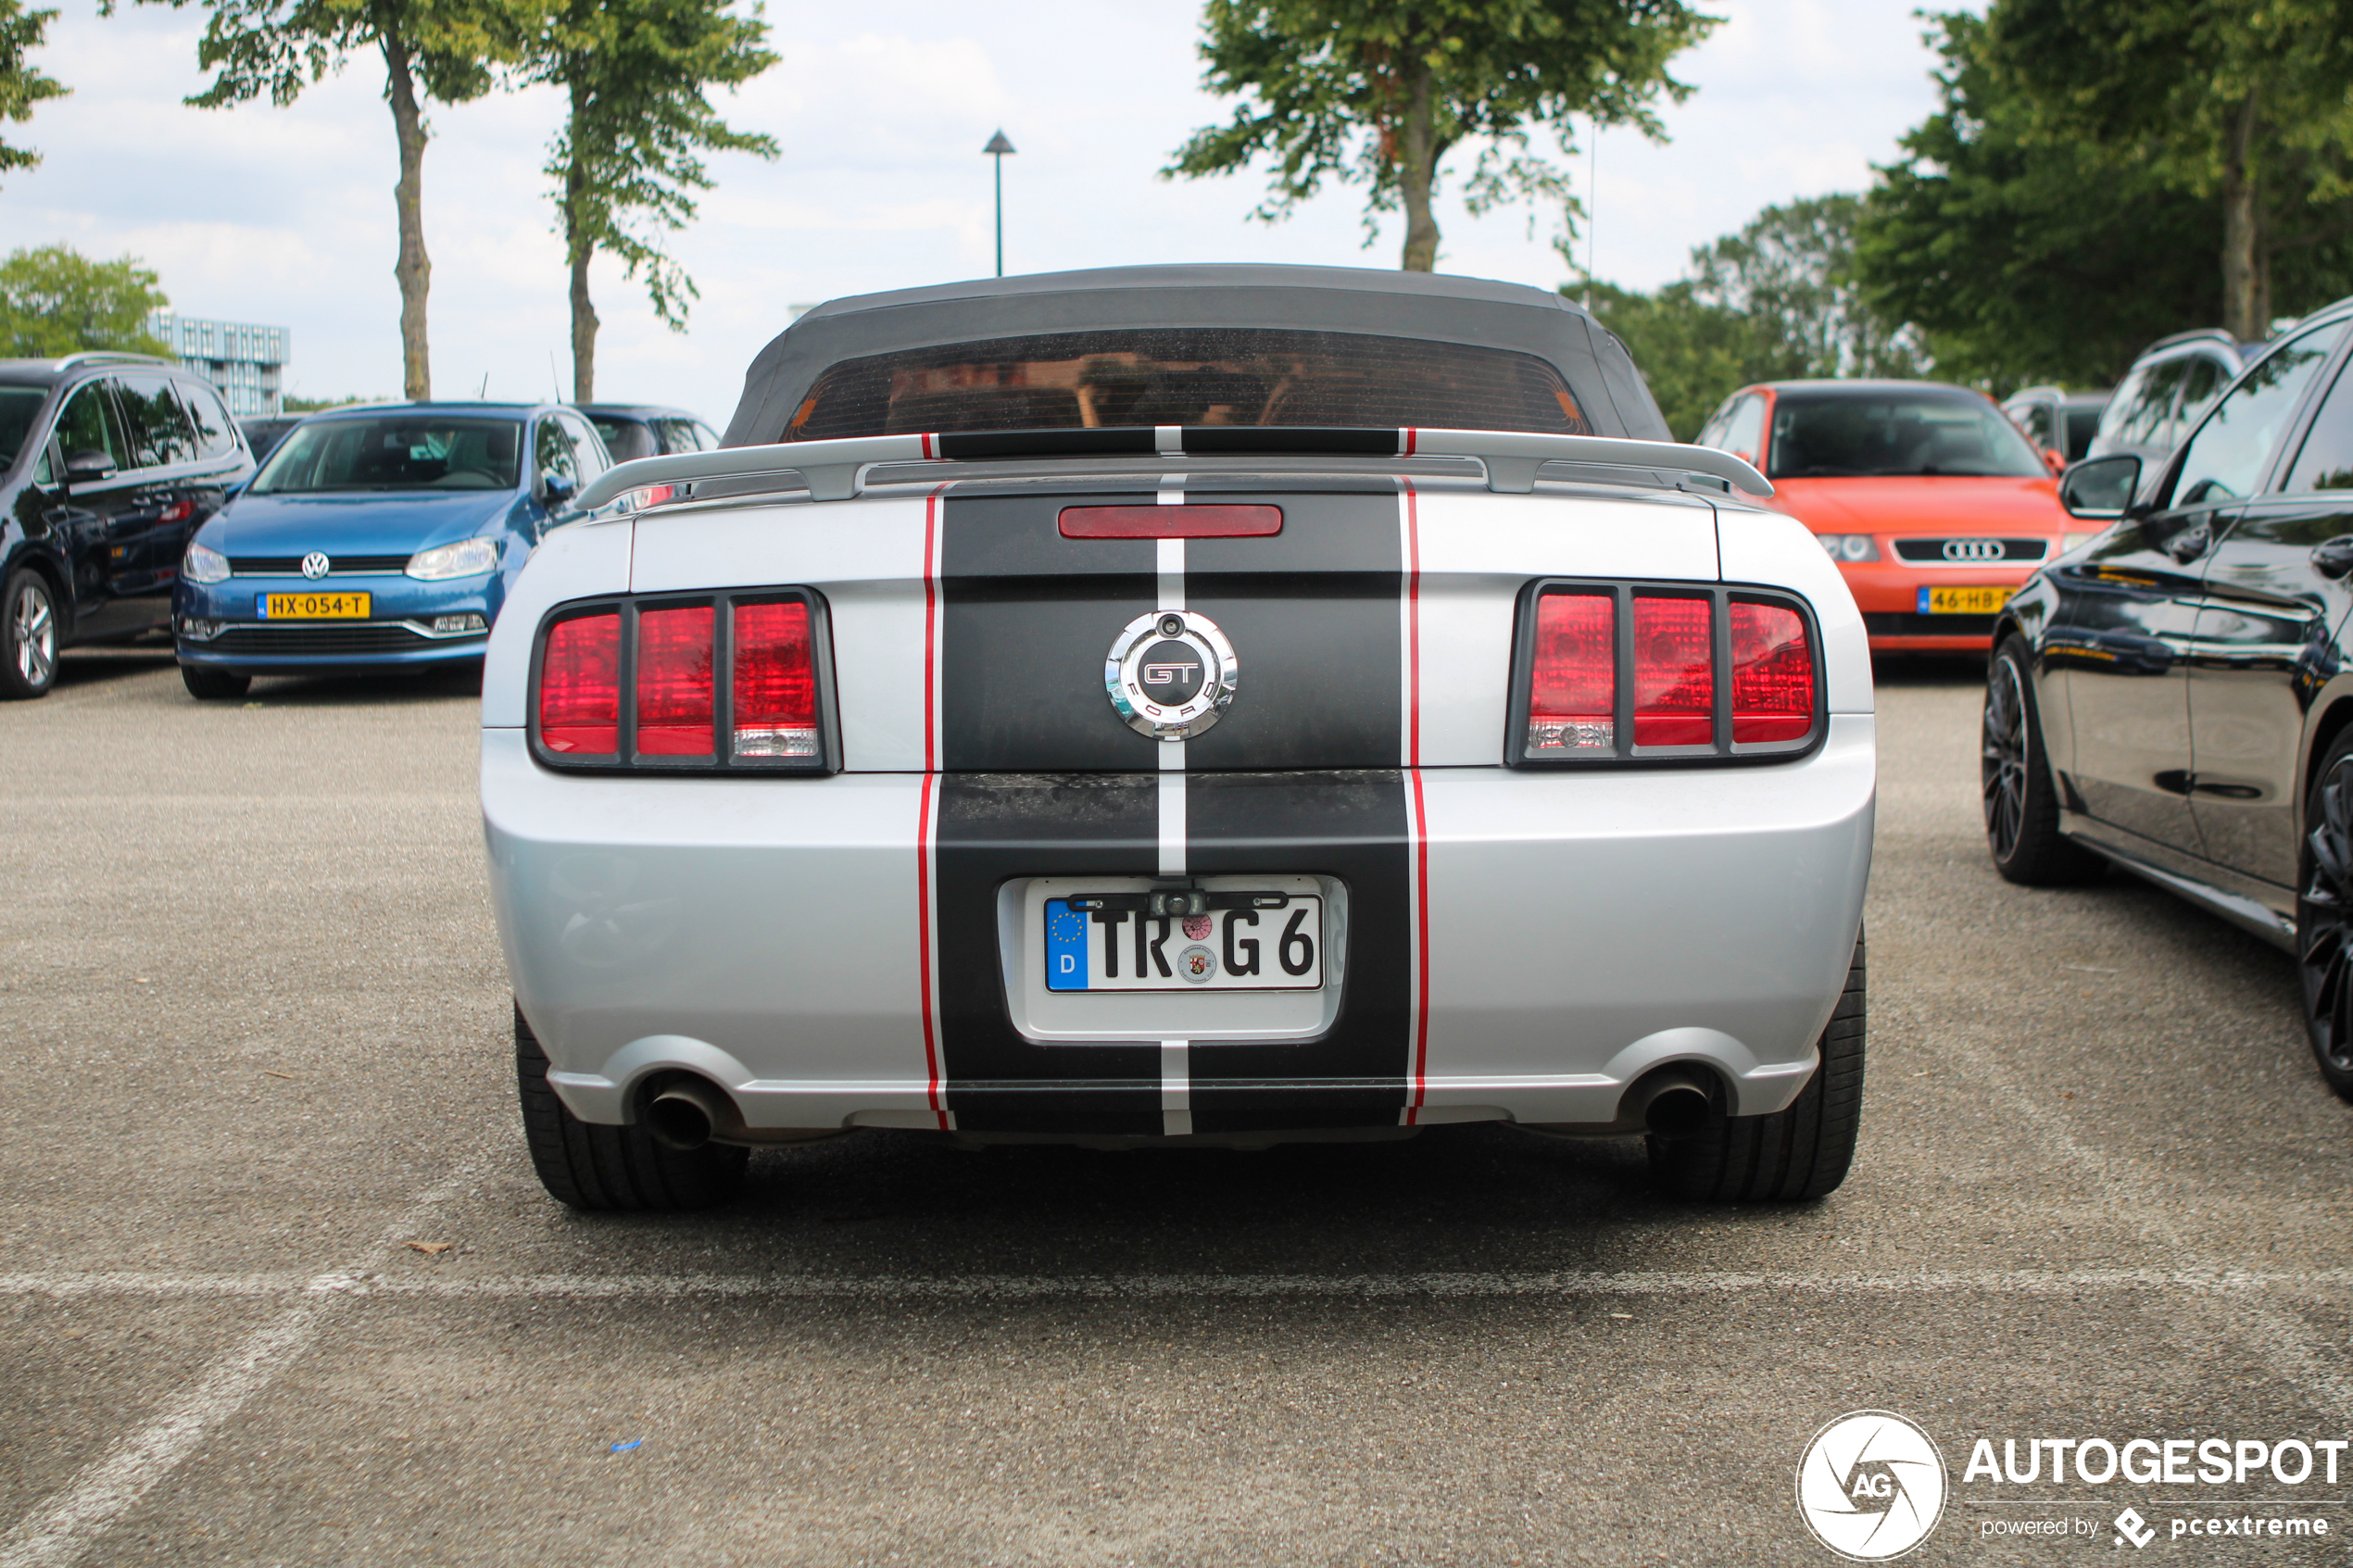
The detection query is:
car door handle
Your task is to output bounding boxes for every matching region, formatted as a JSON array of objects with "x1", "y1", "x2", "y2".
[{"x1": 2312, "y1": 535, "x2": 2353, "y2": 579}]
